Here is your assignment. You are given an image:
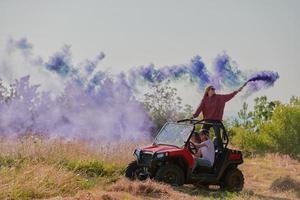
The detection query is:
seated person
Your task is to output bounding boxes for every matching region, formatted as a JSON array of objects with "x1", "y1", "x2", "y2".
[
  {"x1": 192, "y1": 129, "x2": 215, "y2": 172},
  {"x1": 190, "y1": 131, "x2": 201, "y2": 144}
]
